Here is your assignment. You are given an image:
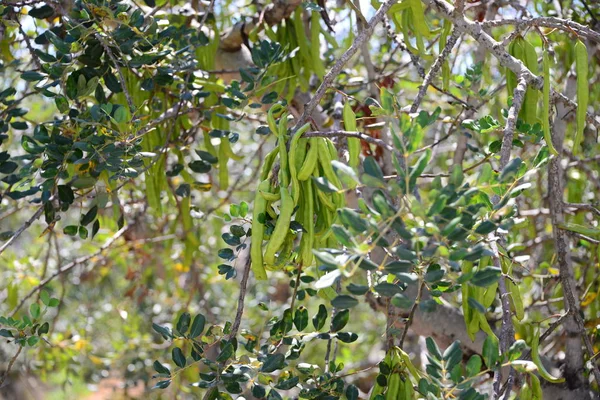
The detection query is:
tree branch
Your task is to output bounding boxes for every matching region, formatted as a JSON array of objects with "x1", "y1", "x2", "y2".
[
  {"x1": 226, "y1": 254, "x2": 251, "y2": 341},
  {"x1": 410, "y1": 28, "x2": 460, "y2": 113},
  {"x1": 428, "y1": 0, "x2": 600, "y2": 130},
  {"x1": 0, "y1": 345, "x2": 23, "y2": 388},
  {"x1": 303, "y1": 130, "x2": 394, "y2": 151},
  {"x1": 293, "y1": 0, "x2": 398, "y2": 132},
  {"x1": 500, "y1": 74, "x2": 527, "y2": 167},
  {"x1": 10, "y1": 227, "x2": 127, "y2": 316},
  {"x1": 0, "y1": 204, "x2": 44, "y2": 257},
  {"x1": 481, "y1": 17, "x2": 600, "y2": 44}
]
